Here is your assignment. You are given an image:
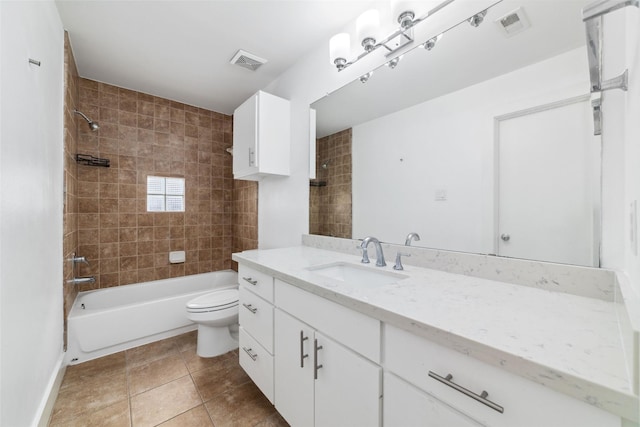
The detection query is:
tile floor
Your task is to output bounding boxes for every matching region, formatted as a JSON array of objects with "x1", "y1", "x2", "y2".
[{"x1": 49, "y1": 331, "x2": 289, "y2": 427}]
